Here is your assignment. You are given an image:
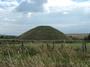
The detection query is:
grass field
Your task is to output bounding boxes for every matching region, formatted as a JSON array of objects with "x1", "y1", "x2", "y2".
[{"x1": 0, "y1": 42, "x2": 90, "y2": 67}]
